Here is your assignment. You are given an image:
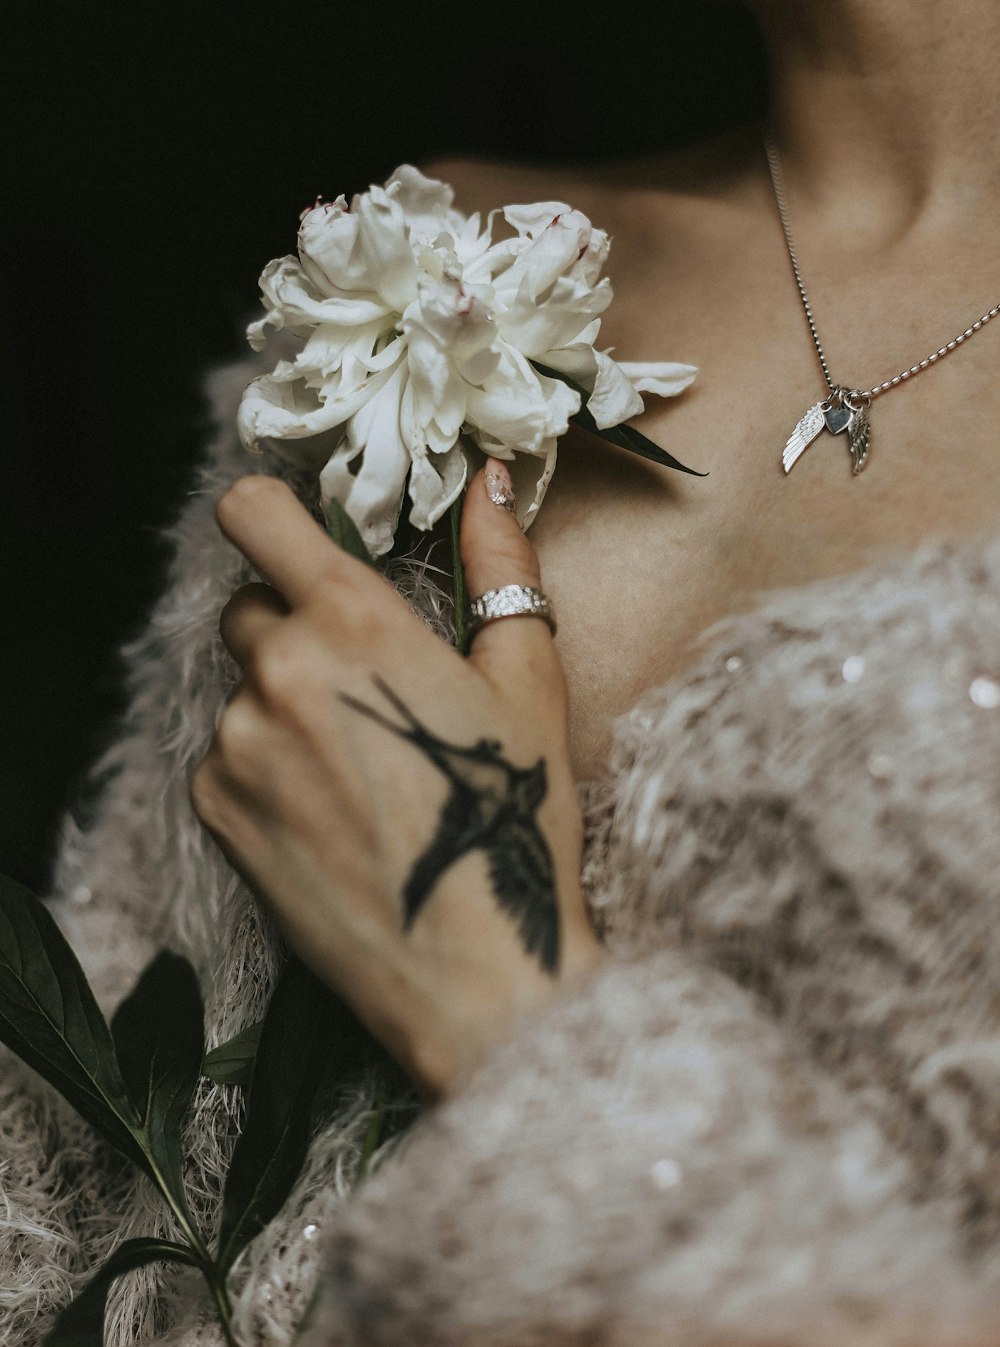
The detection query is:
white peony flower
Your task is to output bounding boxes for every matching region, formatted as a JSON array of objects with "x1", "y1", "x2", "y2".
[{"x1": 237, "y1": 165, "x2": 696, "y2": 556}]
